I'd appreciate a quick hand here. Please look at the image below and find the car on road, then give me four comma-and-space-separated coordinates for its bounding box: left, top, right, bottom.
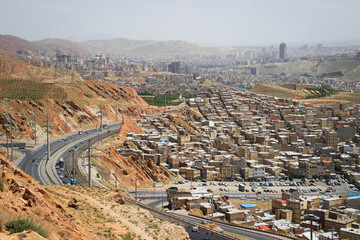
35, 162, 39, 166
192, 226, 198, 232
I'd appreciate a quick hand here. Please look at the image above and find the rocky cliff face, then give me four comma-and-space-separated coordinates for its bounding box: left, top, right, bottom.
92, 117, 173, 188
0, 152, 95, 239
0, 78, 159, 141
0, 151, 189, 240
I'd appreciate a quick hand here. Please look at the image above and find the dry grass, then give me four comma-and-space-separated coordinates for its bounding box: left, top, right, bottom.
302, 92, 360, 106
249, 83, 306, 99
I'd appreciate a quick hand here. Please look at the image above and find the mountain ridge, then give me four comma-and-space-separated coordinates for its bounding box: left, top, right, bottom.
0, 34, 234, 57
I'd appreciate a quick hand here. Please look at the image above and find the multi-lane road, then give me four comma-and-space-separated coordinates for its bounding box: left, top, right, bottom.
14, 117, 296, 240
16, 122, 122, 185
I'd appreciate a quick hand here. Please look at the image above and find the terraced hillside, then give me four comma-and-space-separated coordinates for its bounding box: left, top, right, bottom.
0, 55, 81, 83
0, 56, 161, 142
0, 79, 159, 141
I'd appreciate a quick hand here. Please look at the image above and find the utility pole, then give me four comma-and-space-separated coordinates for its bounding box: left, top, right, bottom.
100, 103, 103, 131
161, 191, 164, 208
65, 113, 68, 133
6, 129, 9, 160
190, 173, 193, 190
115, 104, 118, 122
114, 171, 117, 188
46, 116, 50, 163
88, 139, 91, 187
152, 96, 154, 112
34, 108, 37, 145
72, 150, 75, 184
10, 116, 13, 162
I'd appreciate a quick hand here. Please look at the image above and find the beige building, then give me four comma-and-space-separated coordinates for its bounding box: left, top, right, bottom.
275, 209, 293, 221
340, 227, 360, 240
287, 199, 308, 223
240, 167, 254, 180
325, 217, 355, 232
323, 198, 344, 209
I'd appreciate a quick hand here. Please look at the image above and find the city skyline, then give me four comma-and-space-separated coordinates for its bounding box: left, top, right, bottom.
1, 0, 360, 46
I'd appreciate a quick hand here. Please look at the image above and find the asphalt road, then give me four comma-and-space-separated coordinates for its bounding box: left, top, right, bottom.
175, 213, 291, 240
16, 122, 122, 185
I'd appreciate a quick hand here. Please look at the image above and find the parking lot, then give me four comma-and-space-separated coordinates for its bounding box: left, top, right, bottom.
172, 178, 357, 197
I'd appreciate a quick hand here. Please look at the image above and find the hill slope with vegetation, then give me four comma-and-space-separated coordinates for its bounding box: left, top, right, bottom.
249, 83, 306, 99
259, 59, 360, 80
0, 56, 159, 141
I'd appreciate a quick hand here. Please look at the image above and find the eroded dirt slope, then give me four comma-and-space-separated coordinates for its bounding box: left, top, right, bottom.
0, 152, 189, 239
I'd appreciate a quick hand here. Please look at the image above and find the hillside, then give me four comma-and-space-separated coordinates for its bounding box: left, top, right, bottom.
80, 38, 233, 57
0, 56, 159, 141
32, 38, 85, 54
0, 55, 81, 82
303, 92, 360, 107
0, 34, 234, 57
259, 59, 360, 80
0, 153, 189, 239
249, 83, 306, 99
0, 79, 159, 141
0, 35, 38, 55
0, 35, 83, 55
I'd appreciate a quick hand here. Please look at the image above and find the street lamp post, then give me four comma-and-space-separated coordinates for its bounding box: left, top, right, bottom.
88, 138, 91, 187
305, 214, 320, 240
65, 113, 68, 133
34, 108, 37, 145
72, 149, 75, 185
115, 104, 118, 122
4, 124, 9, 160
9, 116, 13, 162
100, 104, 103, 131
46, 116, 50, 163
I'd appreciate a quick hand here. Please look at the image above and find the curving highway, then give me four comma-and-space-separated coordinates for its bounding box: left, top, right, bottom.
16, 121, 123, 185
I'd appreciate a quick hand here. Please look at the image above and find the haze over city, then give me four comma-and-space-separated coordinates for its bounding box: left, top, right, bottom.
2, 0, 360, 239
1, 0, 360, 46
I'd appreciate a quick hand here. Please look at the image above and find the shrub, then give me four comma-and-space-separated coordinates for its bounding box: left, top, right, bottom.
0, 177, 4, 192
5, 217, 49, 238
121, 232, 134, 240
57, 231, 65, 237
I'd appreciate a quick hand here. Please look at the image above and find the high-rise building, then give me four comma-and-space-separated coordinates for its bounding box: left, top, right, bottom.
279, 42, 287, 60
163, 61, 180, 73
170, 61, 180, 73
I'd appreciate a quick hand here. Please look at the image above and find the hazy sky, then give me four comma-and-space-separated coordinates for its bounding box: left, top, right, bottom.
1, 0, 359, 46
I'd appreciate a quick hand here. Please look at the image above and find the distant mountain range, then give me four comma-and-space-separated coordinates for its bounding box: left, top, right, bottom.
0, 34, 233, 57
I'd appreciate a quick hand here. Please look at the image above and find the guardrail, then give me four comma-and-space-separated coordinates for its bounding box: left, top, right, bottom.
122, 195, 298, 240
59, 124, 122, 185
187, 214, 298, 240
123, 196, 240, 240
45, 120, 123, 185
